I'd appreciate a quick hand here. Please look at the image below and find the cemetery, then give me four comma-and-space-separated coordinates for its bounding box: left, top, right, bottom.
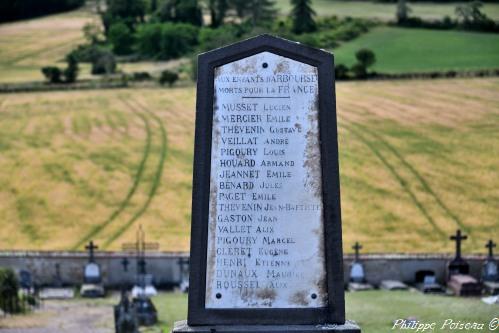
0, 0, 498, 332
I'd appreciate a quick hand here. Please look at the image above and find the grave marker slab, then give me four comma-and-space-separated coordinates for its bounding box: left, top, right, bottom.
482, 240, 499, 295
173, 34, 359, 333
348, 242, 373, 292
80, 240, 105, 298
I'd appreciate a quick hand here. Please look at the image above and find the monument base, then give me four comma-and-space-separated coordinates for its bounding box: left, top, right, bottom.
172, 320, 361, 333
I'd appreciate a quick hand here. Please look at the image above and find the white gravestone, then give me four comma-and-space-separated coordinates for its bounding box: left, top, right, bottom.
205, 52, 327, 309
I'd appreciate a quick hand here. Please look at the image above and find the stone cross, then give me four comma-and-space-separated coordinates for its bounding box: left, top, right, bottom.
122, 225, 159, 276
85, 241, 98, 263
486, 240, 496, 258
352, 242, 362, 262
450, 229, 467, 259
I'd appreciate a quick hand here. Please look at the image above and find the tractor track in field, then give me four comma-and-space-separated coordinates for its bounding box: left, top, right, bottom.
5, 37, 84, 65
350, 122, 473, 243
342, 122, 447, 239
71, 97, 153, 251
101, 97, 167, 249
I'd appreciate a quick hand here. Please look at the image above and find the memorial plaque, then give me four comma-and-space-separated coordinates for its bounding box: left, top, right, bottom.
180, 35, 358, 332
206, 51, 326, 309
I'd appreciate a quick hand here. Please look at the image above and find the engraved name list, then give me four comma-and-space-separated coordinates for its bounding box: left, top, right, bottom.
205, 52, 328, 309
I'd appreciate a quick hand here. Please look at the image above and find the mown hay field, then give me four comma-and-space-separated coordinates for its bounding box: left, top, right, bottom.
0, 78, 497, 253
0, 9, 95, 83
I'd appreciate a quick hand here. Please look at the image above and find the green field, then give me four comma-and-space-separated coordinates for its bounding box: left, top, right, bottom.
0, 78, 498, 253
150, 291, 498, 332
334, 27, 499, 73
274, 0, 499, 21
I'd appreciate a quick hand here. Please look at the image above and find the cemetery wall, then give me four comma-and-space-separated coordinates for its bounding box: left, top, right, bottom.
0, 252, 488, 288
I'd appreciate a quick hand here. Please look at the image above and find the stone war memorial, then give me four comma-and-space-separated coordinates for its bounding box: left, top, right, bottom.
172, 35, 360, 332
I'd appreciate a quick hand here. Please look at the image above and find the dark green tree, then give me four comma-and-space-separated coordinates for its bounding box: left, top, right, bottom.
105, 0, 147, 30
291, 0, 316, 34
356, 49, 376, 68
455, 1, 487, 25
351, 48, 376, 78
41, 66, 63, 83
209, 0, 228, 28
64, 53, 79, 83
108, 22, 134, 55
228, 0, 276, 26
396, 0, 411, 23
0, 268, 21, 314
159, 70, 179, 86
158, 0, 203, 26
247, 0, 277, 27
91, 50, 117, 75
229, 0, 248, 18
150, 0, 158, 12
335, 64, 349, 80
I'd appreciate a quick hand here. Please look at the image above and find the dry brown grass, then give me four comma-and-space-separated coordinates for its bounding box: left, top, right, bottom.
0, 78, 497, 253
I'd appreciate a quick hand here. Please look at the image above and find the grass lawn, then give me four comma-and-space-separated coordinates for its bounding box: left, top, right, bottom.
1, 78, 498, 253
334, 27, 499, 73
274, 0, 499, 21
149, 291, 498, 333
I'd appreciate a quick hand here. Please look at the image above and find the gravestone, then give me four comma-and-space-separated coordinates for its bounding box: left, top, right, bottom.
448, 274, 482, 296
19, 270, 33, 291
414, 271, 444, 294
172, 34, 360, 333
446, 230, 481, 296
348, 242, 373, 291
482, 240, 499, 295
80, 240, 105, 297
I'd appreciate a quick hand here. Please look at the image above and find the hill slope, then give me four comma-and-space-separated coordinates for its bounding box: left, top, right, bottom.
0, 78, 497, 253
334, 27, 499, 73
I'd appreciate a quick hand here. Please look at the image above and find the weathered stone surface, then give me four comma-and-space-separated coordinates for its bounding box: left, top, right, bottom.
172, 320, 361, 333
80, 283, 105, 298
448, 274, 482, 296
206, 52, 326, 309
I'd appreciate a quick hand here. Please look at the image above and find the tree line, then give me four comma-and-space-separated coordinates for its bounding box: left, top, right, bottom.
0, 0, 85, 23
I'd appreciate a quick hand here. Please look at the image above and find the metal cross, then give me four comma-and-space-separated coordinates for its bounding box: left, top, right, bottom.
85, 241, 99, 263
352, 242, 362, 261
121, 257, 129, 272
450, 229, 467, 259
486, 240, 496, 258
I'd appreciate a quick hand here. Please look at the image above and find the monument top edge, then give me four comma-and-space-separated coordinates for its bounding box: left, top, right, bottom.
197, 34, 333, 64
